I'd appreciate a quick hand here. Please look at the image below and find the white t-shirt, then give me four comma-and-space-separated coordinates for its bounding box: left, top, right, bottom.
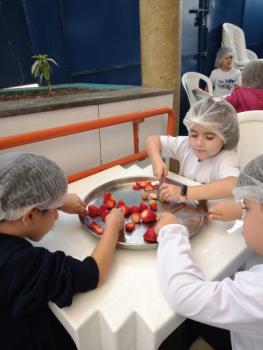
160, 135, 240, 183
157, 225, 263, 350
210, 67, 241, 96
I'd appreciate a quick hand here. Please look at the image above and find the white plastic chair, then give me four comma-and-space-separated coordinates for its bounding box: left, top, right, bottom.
222, 23, 258, 70
237, 110, 263, 168
182, 72, 213, 106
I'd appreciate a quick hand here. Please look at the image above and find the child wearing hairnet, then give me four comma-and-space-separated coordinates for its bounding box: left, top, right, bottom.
0, 152, 124, 350
146, 97, 240, 202
156, 154, 263, 350
226, 59, 263, 112
210, 47, 241, 96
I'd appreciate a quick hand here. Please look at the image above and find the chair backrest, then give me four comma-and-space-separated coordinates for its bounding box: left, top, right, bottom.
222, 23, 250, 68
237, 110, 263, 168
181, 72, 213, 106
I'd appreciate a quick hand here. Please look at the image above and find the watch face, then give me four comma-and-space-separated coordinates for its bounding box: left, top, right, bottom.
180, 184, 188, 196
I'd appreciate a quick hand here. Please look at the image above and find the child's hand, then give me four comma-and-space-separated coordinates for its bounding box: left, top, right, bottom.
59, 193, 87, 215
152, 159, 168, 180
105, 208, 125, 232
155, 212, 177, 235
208, 202, 243, 221
159, 183, 181, 201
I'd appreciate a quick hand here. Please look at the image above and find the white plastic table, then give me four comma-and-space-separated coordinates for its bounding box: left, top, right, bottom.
34, 165, 251, 350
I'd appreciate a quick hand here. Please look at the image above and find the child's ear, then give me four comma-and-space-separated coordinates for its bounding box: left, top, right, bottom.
21, 207, 39, 226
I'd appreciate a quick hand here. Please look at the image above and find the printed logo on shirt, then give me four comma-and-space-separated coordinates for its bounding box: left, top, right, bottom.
217, 79, 235, 91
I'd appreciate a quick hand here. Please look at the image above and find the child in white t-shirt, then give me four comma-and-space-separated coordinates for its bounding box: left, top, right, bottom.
210, 47, 241, 96
146, 97, 240, 201
156, 154, 263, 350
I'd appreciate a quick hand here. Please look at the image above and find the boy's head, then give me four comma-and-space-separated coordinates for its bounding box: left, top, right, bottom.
183, 97, 239, 160
242, 59, 263, 89
0, 152, 67, 222
215, 47, 233, 70
233, 155, 263, 254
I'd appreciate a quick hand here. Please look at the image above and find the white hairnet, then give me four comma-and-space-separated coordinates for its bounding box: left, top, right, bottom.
0, 152, 67, 221
215, 47, 233, 68
242, 59, 263, 89
233, 154, 263, 203
183, 96, 239, 150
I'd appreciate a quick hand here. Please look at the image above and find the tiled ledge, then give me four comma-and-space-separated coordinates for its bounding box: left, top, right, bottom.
0, 85, 173, 118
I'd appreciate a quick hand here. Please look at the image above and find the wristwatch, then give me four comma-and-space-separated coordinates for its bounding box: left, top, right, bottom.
180, 184, 188, 201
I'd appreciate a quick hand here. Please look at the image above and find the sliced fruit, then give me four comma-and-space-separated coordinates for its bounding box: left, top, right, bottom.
141, 209, 157, 223
105, 198, 116, 209
144, 184, 154, 192
100, 209, 109, 221
136, 180, 147, 188
116, 199, 126, 208
89, 221, 104, 236
149, 192, 158, 200
149, 200, 158, 211
119, 204, 130, 217
103, 192, 112, 201
141, 192, 149, 200
130, 205, 140, 214
99, 203, 108, 213
139, 202, 148, 212
132, 183, 141, 190
87, 204, 99, 217
125, 222, 136, 232
143, 227, 157, 243
131, 212, 141, 224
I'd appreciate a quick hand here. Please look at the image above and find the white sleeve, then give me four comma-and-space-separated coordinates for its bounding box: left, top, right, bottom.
157, 225, 263, 338
236, 70, 242, 85
215, 151, 240, 179
159, 136, 187, 160
209, 70, 216, 85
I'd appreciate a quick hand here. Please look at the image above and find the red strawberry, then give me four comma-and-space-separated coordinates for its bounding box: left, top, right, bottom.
144, 184, 154, 192
103, 192, 112, 201
130, 205, 140, 213
89, 221, 104, 236
136, 180, 147, 188
139, 202, 148, 212
105, 198, 116, 209
87, 204, 99, 217
125, 222, 136, 232
141, 209, 157, 223
141, 192, 149, 200
116, 199, 126, 208
131, 212, 141, 224
99, 203, 108, 213
132, 183, 141, 190
143, 227, 157, 243
119, 204, 130, 216
100, 209, 109, 221
149, 192, 158, 200
149, 200, 158, 211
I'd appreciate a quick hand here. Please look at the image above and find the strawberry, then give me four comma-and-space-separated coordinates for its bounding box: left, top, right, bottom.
136, 180, 147, 188
105, 198, 116, 209
87, 204, 99, 217
139, 202, 148, 212
116, 199, 126, 208
132, 183, 141, 190
144, 184, 154, 192
125, 222, 136, 232
99, 203, 108, 213
130, 205, 140, 213
103, 192, 112, 201
149, 192, 158, 200
143, 227, 157, 243
149, 200, 158, 211
131, 212, 141, 224
119, 204, 130, 216
89, 221, 104, 236
141, 209, 157, 223
100, 209, 109, 221
141, 192, 149, 200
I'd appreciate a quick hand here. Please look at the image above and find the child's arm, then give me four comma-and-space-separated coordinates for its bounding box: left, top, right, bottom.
146, 135, 168, 179
91, 208, 124, 286
59, 193, 87, 215
159, 176, 237, 201
208, 201, 243, 221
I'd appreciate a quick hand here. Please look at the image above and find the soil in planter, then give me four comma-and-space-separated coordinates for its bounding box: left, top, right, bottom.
0, 87, 111, 101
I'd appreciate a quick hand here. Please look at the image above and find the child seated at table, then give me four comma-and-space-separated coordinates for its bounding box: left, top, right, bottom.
210, 47, 241, 97
156, 154, 263, 350
0, 152, 124, 350
146, 96, 240, 201
226, 59, 263, 112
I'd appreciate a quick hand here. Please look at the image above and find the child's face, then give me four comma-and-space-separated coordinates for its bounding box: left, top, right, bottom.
189, 124, 224, 161
221, 55, 233, 71
27, 208, 59, 242
242, 198, 263, 254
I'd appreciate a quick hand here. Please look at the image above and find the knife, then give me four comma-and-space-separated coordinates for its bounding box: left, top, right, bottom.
174, 211, 209, 218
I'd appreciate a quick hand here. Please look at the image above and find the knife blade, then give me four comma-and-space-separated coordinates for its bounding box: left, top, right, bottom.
174, 211, 209, 218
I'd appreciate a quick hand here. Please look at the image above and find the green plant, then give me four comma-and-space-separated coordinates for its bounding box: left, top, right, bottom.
31, 54, 58, 96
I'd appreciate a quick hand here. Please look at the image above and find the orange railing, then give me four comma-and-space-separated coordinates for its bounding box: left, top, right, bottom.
0, 107, 175, 183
